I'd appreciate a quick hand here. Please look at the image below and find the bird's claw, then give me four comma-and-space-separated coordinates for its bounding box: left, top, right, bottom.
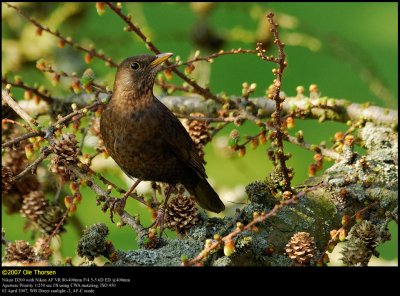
146, 204, 166, 237
106, 196, 127, 223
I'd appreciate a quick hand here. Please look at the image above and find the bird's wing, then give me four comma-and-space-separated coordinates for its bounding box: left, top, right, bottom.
155, 99, 207, 179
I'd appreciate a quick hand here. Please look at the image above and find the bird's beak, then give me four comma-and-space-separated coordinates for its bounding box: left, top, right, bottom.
150, 52, 173, 67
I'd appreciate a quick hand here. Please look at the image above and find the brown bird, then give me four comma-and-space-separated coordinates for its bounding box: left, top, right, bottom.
100, 53, 225, 225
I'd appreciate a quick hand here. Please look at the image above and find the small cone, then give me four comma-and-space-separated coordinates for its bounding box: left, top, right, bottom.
5, 240, 36, 262
20, 190, 48, 222
183, 113, 211, 161
2, 166, 13, 194
285, 232, 317, 266
36, 205, 66, 235
165, 194, 201, 234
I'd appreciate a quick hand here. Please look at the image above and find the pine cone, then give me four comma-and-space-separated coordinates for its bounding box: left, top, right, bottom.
285, 232, 317, 266
4, 143, 27, 175
183, 113, 211, 161
33, 237, 52, 260
36, 205, 66, 235
2, 166, 13, 194
50, 161, 71, 182
77, 223, 109, 261
3, 136, 41, 196
5, 240, 36, 262
50, 134, 78, 179
341, 237, 372, 266
351, 220, 378, 247
165, 194, 200, 234
0, 174, 39, 214
2, 128, 40, 214
340, 220, 378, 266
52, 134, 79, 161
20, 190, 48, 222
3, 144, 40, 196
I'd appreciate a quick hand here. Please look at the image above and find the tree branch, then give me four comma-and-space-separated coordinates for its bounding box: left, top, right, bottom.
2, 131, 41, 148
107, 122, 398, 266
2, 77, 56, 104
67, 163, 147, 237
14, 147, 51, 181
2, 89, 40, 130
159, 96, 398, 127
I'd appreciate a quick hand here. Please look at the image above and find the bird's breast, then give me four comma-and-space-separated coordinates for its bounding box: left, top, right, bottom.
107, 106, 157, 147
101, 102, 174, 179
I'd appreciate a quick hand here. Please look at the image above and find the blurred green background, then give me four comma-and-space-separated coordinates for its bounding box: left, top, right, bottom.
2, 2, 397, 265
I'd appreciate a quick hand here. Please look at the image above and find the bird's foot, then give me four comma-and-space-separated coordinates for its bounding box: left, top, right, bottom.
102, 196, 127, 223
146, 204, 166, 237
101, 180, 141, 223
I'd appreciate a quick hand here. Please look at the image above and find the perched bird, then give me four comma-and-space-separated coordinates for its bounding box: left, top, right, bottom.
100, 53, 225, 224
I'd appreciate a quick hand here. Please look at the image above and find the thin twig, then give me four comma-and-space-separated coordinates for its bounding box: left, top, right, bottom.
37, 62, 111, 95
2, 118, 37, 133
175, 113, 228, 122
187, 197, 298, 266
165, 48, 258, 69
67, 163, 146, 235
186, 185, 320, 266
319, 201, 379, 262
44, 211, 69, 249
4, 2, 118, 67
91, 169, 148, 207
79, 125, 91, 153
2, 131, 40, 148
264, 12, 291, 192
53, 100, 103, 128
2, 77, 55, 104
156, 79, 192, 94
119, 210, 148, 239
54, 181, 63, 204
286, 134, 340, 161
2, 89, 39, 130
241, 131, 263, 147
14, 147, 51, 181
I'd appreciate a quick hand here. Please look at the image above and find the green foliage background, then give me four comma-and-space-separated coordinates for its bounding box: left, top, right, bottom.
2, 2, 397, 265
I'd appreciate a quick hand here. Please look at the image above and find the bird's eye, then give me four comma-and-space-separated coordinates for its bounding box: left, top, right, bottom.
130, 62, 140, 70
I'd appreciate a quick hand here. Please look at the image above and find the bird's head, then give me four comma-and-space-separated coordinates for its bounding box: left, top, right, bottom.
113, 53, 173, 98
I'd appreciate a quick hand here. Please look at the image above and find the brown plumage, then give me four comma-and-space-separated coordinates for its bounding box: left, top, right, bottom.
100, 53, 224, 213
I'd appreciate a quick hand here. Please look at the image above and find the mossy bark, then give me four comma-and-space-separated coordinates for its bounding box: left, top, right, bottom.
80, 122, 397, 266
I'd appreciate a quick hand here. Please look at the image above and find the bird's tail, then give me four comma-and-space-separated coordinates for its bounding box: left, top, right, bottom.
187, 178, 225, 213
